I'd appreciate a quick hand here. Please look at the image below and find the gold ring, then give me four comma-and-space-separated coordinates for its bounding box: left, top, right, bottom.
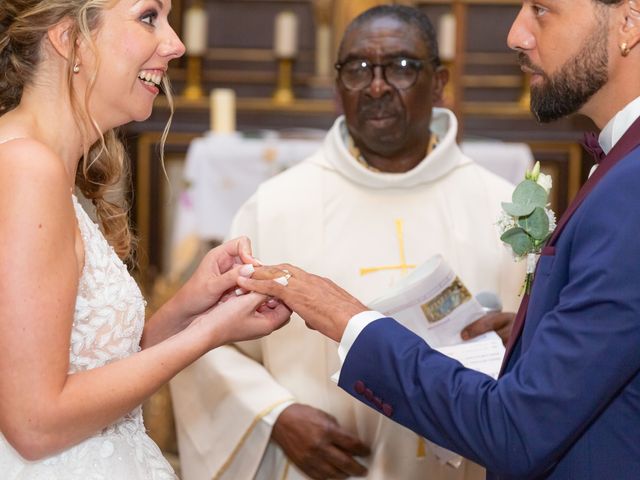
274, 269, 291, 287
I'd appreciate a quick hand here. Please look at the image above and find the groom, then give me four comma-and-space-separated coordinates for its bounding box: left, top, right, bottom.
241, 1, 640, 478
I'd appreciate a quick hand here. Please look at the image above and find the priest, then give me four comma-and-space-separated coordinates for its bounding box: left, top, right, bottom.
170, 6, 524, 480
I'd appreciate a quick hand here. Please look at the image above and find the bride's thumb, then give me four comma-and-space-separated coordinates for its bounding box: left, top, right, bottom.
217, 263, 255, 292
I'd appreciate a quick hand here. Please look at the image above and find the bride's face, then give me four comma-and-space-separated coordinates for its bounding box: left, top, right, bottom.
79, 0, 185, 129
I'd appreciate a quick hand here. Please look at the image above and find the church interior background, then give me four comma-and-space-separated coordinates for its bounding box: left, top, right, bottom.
129, 1, 597, 473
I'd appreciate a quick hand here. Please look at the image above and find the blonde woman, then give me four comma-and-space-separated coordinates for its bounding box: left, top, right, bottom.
0, 0, 291, 478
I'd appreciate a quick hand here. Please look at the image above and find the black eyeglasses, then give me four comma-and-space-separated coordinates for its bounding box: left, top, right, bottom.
335, 57, 426, 91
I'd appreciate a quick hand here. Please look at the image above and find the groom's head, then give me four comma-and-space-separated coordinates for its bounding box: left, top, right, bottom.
508, 0, 640, 125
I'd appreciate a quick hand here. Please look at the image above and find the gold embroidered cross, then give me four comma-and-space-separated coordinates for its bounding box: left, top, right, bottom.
359, 219, 416, 276
359, 219, 425, 458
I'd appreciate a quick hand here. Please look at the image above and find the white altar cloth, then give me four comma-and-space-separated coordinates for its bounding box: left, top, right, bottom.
167, 132, 533, 277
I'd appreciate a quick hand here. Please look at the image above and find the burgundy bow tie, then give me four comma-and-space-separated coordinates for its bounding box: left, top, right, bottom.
582, 131, 605, 163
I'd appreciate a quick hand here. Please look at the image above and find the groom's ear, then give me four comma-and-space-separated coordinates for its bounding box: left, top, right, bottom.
618, 0, 640, 51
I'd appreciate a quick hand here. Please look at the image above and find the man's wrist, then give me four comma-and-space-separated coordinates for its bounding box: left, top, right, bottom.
330, 311, 385, 384
263, 400, 295, 428
338, 310, 385, 363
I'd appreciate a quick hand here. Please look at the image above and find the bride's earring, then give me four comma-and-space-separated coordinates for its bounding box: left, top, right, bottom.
73, 63, 80, 73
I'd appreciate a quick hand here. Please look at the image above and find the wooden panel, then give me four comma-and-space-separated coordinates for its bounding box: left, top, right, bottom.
129, 131, 199, 288
527, 142, 584, 215
171, 0, 320, 96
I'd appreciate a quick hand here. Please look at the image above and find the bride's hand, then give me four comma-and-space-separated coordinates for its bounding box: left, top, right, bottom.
189, 291, 292, 347
141, 237, 263, 348
170, 236, 259, 320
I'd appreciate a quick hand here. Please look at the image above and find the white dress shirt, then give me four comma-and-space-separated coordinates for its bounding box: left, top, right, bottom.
599, 95, 640, 155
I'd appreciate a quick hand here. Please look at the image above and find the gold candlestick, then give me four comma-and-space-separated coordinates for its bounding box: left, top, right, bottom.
519, 72, 532, 110
273, 58, 295, 104
441, 59, 455, 109
183, 55, 203, 100
182, 0, 207, 100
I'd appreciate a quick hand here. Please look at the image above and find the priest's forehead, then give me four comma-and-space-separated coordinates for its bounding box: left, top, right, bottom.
338, 9, 439, 67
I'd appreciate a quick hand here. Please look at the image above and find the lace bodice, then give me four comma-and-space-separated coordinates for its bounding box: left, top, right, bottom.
0, 196, 176, 479
70, 194, 145, 373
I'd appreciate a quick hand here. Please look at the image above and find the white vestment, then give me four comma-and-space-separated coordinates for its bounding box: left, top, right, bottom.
171, 109, 525, 480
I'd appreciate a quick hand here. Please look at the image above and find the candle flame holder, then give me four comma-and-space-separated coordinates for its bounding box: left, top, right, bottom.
519, 72, 532, 111
183, 55, 203, 100
272, 58, 295, 104
441, 59, 455, 109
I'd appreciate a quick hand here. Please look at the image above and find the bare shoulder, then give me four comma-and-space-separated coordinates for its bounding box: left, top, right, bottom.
0, 138, 72, 208
0, 138, 76, 258
0, 137, 66, 178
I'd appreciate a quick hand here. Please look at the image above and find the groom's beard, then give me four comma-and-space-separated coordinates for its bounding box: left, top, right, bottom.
520, 21, 609, 123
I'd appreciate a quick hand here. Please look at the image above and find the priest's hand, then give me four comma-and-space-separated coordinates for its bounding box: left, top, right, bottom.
271, 403, 371, 479
237, 264, 368, 342
460, 312, 516, 346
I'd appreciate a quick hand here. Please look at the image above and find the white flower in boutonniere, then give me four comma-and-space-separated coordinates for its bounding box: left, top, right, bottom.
498, 161, 556, 294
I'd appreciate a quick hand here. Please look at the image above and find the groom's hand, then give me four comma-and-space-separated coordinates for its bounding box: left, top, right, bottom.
238, 264, 368, 342
272, 403, 370, 479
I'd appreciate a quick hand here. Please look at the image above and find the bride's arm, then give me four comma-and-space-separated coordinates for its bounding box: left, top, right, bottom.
0, 143, 289, 460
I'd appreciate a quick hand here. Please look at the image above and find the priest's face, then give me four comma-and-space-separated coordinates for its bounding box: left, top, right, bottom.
336, 17, 446, 159
508, 0, 611, 123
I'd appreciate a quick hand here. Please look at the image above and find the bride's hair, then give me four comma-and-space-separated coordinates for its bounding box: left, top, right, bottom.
0, 0, 175, 263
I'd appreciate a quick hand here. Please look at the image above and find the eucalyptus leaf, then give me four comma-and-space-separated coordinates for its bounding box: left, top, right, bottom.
500, 227, 534, 256
502, 201, 536, 217
512, 180, 548, 209
518, 206, 550, 241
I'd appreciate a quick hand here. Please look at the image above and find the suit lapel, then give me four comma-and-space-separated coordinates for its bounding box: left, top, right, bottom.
500, 116, 640, 375
548, 116, 640, 246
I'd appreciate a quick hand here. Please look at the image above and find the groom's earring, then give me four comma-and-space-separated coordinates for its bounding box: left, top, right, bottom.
620, 42, 631, 57
73, 63, 80, 73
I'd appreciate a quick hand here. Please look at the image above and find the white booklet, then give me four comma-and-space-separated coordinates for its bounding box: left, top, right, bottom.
368, 254, 505, 377
368, 255, 505, 467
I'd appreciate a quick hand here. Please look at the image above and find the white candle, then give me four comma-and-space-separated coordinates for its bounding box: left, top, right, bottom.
438, 13, 456, 62
274, 11, 298, 59
183, 5, 208, 56
210, 88, 236, 134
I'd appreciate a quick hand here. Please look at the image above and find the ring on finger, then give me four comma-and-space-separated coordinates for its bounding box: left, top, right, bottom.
274, 269, 292, 286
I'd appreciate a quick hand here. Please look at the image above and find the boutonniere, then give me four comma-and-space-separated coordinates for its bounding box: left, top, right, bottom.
498, 161, 557, 294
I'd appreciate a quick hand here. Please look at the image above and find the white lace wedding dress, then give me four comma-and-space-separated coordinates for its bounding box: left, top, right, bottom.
0, 195, 177, 479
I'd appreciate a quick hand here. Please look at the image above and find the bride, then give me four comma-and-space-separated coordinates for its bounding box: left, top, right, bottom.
0, 0, 291, 478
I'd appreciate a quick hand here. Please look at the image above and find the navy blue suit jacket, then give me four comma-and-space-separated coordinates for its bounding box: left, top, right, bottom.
339, 148, 640, 479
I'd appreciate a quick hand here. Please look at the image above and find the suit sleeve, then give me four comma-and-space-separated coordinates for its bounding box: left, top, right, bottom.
338, 161, 640, 478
